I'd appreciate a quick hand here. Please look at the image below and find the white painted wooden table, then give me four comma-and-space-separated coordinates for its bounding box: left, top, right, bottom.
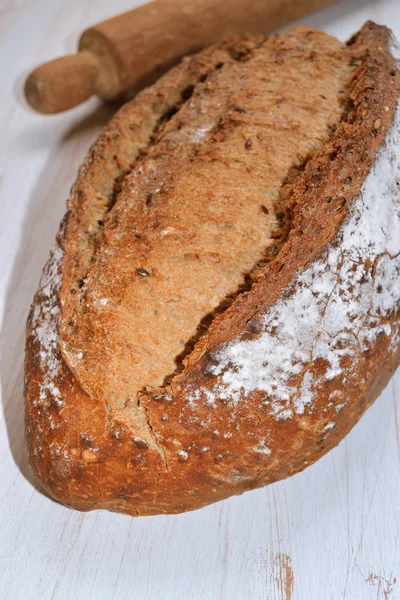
1, 0, 400, 598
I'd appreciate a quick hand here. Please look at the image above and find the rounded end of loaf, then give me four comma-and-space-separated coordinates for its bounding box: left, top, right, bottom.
24, 52, 99, 114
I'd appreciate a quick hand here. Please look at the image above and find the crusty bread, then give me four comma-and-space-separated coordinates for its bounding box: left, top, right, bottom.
25, 22, 400, 516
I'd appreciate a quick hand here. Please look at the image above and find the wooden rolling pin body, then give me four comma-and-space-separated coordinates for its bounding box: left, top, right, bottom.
25, 0, 337, 114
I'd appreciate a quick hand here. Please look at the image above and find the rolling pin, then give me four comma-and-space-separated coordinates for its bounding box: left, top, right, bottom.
25, 0, 337, 114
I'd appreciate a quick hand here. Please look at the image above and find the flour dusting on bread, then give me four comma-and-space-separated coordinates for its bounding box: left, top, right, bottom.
30, 238, 64, 408
200, 96, 400, 419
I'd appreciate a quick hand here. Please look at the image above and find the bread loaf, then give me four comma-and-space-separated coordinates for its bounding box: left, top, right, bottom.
25, 22, 400, 516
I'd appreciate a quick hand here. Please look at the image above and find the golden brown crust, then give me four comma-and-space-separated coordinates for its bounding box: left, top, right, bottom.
62, 26, 354, 430
25, 22, 400, 515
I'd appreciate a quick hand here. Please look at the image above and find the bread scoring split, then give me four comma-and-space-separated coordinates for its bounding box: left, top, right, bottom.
62, 27, 354, 434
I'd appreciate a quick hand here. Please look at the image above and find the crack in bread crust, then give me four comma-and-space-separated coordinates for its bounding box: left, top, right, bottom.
63, 36, 266, 290
25, 22, 400, 516
62, 27, 356, 421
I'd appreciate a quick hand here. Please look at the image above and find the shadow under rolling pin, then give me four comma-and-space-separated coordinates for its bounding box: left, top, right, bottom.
24, 0, 338, 114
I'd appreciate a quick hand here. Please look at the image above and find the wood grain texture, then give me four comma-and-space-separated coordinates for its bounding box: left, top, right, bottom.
0, 0, 399, 598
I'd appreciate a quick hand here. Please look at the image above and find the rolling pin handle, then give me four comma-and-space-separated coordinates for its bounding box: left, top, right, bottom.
24, 51, 100, 114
